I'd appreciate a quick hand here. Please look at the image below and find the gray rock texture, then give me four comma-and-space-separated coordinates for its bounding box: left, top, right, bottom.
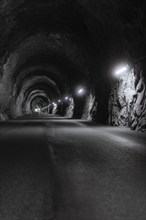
108, 65, 146, 132
65, 98, 74, 118
82, 93, 95, 120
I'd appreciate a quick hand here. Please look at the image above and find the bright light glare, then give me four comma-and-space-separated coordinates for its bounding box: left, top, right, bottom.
65, 96, 68, 100
115, 66, 128, 76
34, 108, 40, 112
78, 88, 84, 94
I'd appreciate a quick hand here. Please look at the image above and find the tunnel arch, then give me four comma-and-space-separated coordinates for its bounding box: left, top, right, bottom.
0, 0, 145, 128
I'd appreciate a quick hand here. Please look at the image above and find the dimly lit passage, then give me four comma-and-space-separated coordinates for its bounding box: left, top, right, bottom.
0, 0, 146, 220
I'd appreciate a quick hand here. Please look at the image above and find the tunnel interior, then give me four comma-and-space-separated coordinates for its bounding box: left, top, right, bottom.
0, 0, 146, 130
0, 1, 146, 220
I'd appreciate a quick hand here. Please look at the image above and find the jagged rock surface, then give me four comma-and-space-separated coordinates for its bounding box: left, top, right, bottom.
82, 93, 95, 120
65, 98, 74, 118
108, 65, 146, 132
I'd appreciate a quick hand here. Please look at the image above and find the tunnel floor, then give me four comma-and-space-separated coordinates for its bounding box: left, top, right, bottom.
0, 115, 146, 220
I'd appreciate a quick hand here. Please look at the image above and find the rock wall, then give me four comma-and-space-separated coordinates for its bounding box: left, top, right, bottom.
65, 98, 74, 118
108, 65, 146, 132
82, 93, 95, 120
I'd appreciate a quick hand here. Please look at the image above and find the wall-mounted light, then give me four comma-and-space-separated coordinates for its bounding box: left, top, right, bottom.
75, 87, 85, 96
34, 107, 41, 112
78, 88, 85, 95
114, 64, 129, 77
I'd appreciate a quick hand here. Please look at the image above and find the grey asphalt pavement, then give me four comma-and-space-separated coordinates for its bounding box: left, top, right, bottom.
0, 115, 146, 220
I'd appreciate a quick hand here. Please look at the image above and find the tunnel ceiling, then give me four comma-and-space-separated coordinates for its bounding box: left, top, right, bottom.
0, 0, 146, 119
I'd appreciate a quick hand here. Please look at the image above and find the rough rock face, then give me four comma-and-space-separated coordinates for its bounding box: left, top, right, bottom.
65, 98, 74, 118
108, 64, 146, 132
82, 93, 95, 120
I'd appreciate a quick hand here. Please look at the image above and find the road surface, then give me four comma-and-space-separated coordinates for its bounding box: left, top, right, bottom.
0, 115, 146, 220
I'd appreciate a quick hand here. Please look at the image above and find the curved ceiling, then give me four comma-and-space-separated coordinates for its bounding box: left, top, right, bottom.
0, 0, 145, 120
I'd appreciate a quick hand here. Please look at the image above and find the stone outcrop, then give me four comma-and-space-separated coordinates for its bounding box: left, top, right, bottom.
82, 94, 96, 120
108, 65, 146, 132
65, 98, 74, 118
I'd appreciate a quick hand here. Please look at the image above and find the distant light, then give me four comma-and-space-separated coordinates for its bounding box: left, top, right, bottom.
58, 100, 61, 102
34, 108, 40, 112
115, 65, 128, 76
65, 96, 69, 100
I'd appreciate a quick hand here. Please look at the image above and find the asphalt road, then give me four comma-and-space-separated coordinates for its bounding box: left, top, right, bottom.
0, 115, 146, 220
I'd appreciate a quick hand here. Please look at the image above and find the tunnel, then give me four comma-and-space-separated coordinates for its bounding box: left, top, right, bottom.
0, 0, 146, 130
0, 1, 146, 220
